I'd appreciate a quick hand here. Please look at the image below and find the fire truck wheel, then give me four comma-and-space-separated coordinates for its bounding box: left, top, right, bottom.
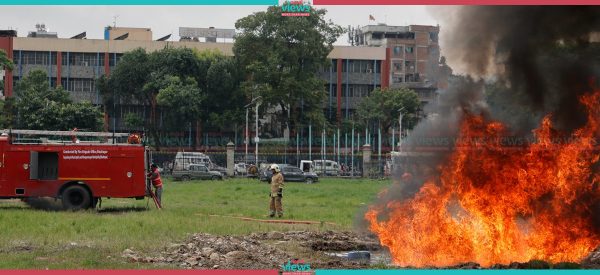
62, 185, 92, 210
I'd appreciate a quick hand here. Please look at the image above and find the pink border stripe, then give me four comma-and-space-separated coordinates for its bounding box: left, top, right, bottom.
0, 270, 278, 275
313, 0, 600, 4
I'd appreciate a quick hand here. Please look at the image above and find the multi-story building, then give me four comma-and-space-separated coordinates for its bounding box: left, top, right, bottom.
351, 24, 447, 107
0, 24, 447, 136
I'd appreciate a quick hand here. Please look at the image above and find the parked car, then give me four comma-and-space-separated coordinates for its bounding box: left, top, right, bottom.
260, 165, 319, 184
209, 164, 227, 175
313, 160, 341, 176
173, 164, 223, 181
234, 163, 248, 175
259, 164, 288, 181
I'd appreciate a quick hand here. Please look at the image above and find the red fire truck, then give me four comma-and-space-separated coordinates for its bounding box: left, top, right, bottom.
0, 130, 150, 210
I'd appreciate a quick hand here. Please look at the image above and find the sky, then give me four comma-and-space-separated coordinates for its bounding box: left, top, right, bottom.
0, 5, 438, 44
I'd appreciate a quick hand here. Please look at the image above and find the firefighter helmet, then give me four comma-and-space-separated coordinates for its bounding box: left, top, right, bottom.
270, 164, 280, 173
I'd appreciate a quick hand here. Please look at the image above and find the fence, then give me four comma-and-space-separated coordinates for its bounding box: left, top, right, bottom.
150, 148, 405, 179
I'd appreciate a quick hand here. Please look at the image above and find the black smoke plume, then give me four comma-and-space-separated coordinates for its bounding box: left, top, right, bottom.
435, 6, 600, 132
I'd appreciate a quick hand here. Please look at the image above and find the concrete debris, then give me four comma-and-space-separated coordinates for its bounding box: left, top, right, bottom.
123, 233, 291, 269
582, 246, 600, 268
121, 230, 378, 269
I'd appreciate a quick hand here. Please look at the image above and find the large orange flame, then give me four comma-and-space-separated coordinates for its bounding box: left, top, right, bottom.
367, 88, 600, 267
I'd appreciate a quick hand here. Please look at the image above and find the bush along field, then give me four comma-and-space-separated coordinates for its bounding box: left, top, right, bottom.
0, 177, 388, 269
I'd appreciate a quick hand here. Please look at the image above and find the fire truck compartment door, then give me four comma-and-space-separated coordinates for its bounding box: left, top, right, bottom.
30, 151, 39, 180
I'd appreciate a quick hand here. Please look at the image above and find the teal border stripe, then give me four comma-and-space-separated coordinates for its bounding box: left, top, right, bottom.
316, 271, 600, 275
0, 0, 276, 4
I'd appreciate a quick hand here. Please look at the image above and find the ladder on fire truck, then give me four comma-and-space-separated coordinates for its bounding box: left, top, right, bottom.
1, 129, 131, 144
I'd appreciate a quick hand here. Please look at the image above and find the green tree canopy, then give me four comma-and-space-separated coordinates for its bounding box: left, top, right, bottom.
355, 87, 421, 132
0, 50, 14, 98
156, 75, 204, 129
233, 6, 344, 132
99, 47, 243, 148
13, 70, 103, 131
0, 49, 13, 72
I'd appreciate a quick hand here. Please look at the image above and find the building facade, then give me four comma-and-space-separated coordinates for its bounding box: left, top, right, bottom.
353, 24, 446, 106
0, 24, 445, 133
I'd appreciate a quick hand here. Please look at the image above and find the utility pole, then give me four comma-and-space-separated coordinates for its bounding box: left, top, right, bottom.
255, 100, 261, 166
398, 107, 405, 151
245, 107, 249, 163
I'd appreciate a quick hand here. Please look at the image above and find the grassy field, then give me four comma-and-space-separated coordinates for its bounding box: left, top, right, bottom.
0, 177, 388, 269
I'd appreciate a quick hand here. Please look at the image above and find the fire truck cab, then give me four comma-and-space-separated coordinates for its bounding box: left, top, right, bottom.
0, 130, 150, 210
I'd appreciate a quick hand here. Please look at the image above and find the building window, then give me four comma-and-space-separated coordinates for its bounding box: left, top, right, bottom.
405, 61, 415, 72
109, 54, 123, 67
393, 46, 403, 57
392, 61, 403, 72
20, 51, 55, 65
405, 46, 414, 53
429, 32, 439, 43
65, 78, 95, 93
365, 61, 373, 73
65, 53, 104, 67
362, 86, 370, 97
51, 52, 57, 65
12, 51, 20, 64
392, 75, 404, 84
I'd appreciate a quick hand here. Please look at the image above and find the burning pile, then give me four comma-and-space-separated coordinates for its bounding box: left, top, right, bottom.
366, 6, 600, 268
367, 88, 600, 267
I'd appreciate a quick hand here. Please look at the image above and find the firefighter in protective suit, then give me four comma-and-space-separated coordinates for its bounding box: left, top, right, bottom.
269, 164, 284, 218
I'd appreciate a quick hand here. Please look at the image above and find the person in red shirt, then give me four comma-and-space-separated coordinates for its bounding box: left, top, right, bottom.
147, 163, 163, 205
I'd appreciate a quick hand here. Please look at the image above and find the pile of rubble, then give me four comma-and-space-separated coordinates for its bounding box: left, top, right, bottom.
123, 233, 290, 269
582, 246, 600, 269
121, 230, 382, 269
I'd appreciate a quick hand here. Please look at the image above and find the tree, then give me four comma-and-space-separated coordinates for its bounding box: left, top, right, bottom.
203, 55, 245, 131
99, 47, 203, 149
99, 47, 244, 148
156, 75, 204, 130
13, 70, 103, 131
0, 97, 15, 129
355, 87, 421, 133
233, 6, 344, 133
1, 49, 14, 97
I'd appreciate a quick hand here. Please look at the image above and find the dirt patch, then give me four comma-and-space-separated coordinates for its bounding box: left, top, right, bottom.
122, 230, 380, 269
250, 230, 381, 251
0, 241, 36, 253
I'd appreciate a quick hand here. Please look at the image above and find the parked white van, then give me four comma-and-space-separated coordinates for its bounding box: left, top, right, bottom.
313, 160, 340, 176
173, 152, 213, 171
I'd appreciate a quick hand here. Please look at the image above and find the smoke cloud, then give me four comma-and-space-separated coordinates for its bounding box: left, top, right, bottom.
433, 6, 600, 131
